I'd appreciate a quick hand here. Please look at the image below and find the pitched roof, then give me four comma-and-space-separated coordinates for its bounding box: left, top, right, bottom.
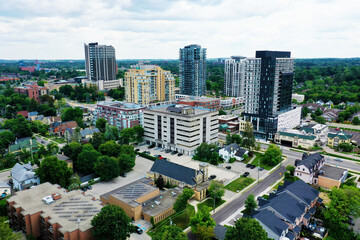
223, 143, 239, 153
285, 231, 296, 240
253, 209, 289, 237
295, 153, 323, 173
80, 127, 100, 138
328, 131, 352, 140
235, 148, 248, 158
28, 111, 38, 116
150, 159, 200, 186
278, 131, 316, 140
11, 163, 37, 182
9, 137, 37, 153
214, 224, 227, 240
277, 180, 319, 206
17, 111, 29, 118
260, 192, 307, 224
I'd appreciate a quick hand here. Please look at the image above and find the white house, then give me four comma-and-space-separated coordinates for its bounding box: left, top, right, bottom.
10, 163, 40, 191
219, 143, 248, 162
294, 153, 324, 184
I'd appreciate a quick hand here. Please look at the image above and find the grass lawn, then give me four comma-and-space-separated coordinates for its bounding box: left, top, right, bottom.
147, 205, 195, 237
225, 176, 255, 192
197, 199, 226, 212
251, 153, 275, 170
52, 138, 66, 144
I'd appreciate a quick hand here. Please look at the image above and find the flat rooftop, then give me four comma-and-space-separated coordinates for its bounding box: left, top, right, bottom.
219, 115, 238, 120
179, 97, 219, 103
97, 101, 145, 110
100, 178, 157, 207
146, 104, 214, 117
320, 165, 347, 180
8, 182, 103, 234
141, 188, 182, 217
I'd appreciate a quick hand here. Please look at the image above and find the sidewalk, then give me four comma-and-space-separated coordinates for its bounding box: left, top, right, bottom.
323, 146, 360, 161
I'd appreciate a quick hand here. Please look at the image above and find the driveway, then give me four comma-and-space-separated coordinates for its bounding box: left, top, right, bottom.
88, 156, 154, 200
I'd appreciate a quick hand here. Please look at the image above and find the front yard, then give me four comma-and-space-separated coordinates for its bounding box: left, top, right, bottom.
251, 153, 277, 170
225, 176, 255, 192
197, 198, 226, 212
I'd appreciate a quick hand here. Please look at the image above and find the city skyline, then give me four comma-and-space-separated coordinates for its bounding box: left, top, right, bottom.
1, 0, 359, 60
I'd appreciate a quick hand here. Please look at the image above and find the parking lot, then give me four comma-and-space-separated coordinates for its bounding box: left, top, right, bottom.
136, 145, 268, 185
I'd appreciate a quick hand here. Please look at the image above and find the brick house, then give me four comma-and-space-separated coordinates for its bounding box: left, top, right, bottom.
49, 121, 78, 137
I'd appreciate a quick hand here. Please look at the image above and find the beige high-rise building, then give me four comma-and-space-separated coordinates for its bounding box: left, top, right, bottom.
125, 64, 175, 105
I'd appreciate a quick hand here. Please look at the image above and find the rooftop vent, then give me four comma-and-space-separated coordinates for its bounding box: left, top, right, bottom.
42, 196, 54, 205
155, 201, 161, 205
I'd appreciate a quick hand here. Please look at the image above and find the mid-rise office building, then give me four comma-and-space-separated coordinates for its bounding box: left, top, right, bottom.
125, 64, 175, 105
242, 51, 299, 139
177, 96, 220, 111
144, 104, 218, 155
84, 42, 116, 82
14, 82, 47, 102
179, 44, 206, 96
92, 101, 146, 130
224, 56, 246, 97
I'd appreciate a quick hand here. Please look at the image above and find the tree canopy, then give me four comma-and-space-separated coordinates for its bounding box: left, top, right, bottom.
190, 205, 216, 240
241, 122, 255, 151
152, 225, 187, 240
94, 156, 120, 181
262, 144, 282, 166
193, 143, 223, 165
173, 188, 194, 212
36, 156, 73, 187
225, 217, 268, 240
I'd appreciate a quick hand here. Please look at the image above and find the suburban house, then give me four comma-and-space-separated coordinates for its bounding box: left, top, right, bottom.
8, 137, 38, 156
275, 124, 328, 148
147, 160, 210, 201
49, 121, 78, 137
322, 109, 341, 122
40, 116, 61, 125
56, 154, 73, 169
10, 163, 40, 190
16, 111, 29, 118
28, 111, 39, 121
218, 143, 248, 162
324, 101, 333, 108
327, 131, 353, 147
302, 103, 326, 113
316, 100, 324, 105
100, 178, 182, 224
80, 127, 100, 142
295, 153, 348, 188
254, 180, 322, 240
347, 102, 356, 107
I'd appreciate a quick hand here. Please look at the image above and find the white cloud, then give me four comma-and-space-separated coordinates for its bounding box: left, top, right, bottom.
0, 0, 359, 59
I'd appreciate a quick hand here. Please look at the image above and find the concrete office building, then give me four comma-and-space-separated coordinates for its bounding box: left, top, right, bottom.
179, 44, 207, 96
242, 51, 299, 140
125, 64, 175, 105
224, 56, 246, 97
144, 104, 218, 155
7, 182, 103, 240
84, 42, 116, 82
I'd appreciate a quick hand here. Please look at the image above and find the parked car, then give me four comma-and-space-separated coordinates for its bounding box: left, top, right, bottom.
250, 165, 256, 169
334, 158, 343, 162
258, 167, 264, 171
209, 175, 217, 180
148, 145, 155, 149
142, 151, 150, 154
135, 149, 140, 152
226, 166, 232, 170
257, 196, 264, 200
177, 153, 183, 156
41, 140, 45, 144
246, 164, 251, 168
160, 148, 165, 152
135, 226, 143, 234
86, 185, 92, 190
243, 172, 250, 177
165, 149, 172, 153
120, 173, 127, 178
171, 151, 178, 155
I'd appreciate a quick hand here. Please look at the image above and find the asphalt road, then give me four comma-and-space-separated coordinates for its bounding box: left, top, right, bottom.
213, 165, 286, 223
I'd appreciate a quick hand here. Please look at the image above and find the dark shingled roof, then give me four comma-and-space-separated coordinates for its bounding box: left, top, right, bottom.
277, 180, 319, 206
286, 231, 296, 240
292, 225, 301, 234
295, 153, 323, 173
214, 224, 227, 240
223, 143, 239, 153
235, 148, 248, 158
304, 212, 311, 220
308, 207, 316, 215
260, 192, 306, 224
253, 209, 289, 238
150, 159, 200, 186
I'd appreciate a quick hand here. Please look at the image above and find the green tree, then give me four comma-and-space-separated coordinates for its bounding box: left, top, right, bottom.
152, 225, 187, 240
0, 131, 15, 154
315, 116, 326, 124
117, 153, 135, 174
91, 205, 134, 240
61, 107, 84, 128
104, 124, 119, 141
286, 165, 295, 176
353, 116, 360, 125
337, 143, 354, 152
193, 143, 222, 165
301, 107, 311, 118
241, 122, 255, 151
173, 188, 194, 212
315, 108, 323, 116
244, 194, 257, 214
94, 156, 119, 181
77, 149, 101, 174
133, 125, 144, 143
225, 217, 268, 240
208, 181, 225, 210
190, 205, 216, 239
0, 216, 21, 240
156, 175, 165, 190
226, 133, 232, 145
62, 142, 83, 161
262, 144, 282, 166
89, 132, 103, 150
119, 127, 135, 145
68, 173, 81, 191
219, 110, 227, 115
98, 140, 122, 157
96, 118, 107, 133
36, 156, 73, 187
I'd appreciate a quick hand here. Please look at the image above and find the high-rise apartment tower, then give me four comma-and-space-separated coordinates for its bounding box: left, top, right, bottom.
179, 44, 206, 96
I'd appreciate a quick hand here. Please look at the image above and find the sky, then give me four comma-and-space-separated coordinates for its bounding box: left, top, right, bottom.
0, 0, 359, 60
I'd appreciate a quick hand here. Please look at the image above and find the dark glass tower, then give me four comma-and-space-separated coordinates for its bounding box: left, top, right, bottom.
179, 44, 207, 96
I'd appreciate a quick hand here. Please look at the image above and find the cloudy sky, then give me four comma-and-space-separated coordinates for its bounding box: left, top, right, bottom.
0, 0, 359, 59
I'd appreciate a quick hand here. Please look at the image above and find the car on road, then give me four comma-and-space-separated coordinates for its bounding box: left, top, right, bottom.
226, 166, 232, 170
171, 151, 178, 155
243, 172, 250, 177
135, 226, 143, 234
209, 175, 216, 180
334, 158, 343, 162
177, 153, 183, 156
250, 165, 256, 169
165, 149, 172, 153
246, 164, 251, 168
41, 140, 45, 144
120, 173, 127, 178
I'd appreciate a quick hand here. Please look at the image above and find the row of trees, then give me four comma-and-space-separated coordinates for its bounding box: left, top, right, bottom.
59, 84, 105, 103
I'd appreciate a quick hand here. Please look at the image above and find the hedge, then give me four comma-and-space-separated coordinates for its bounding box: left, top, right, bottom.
137, 152, 157, 161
